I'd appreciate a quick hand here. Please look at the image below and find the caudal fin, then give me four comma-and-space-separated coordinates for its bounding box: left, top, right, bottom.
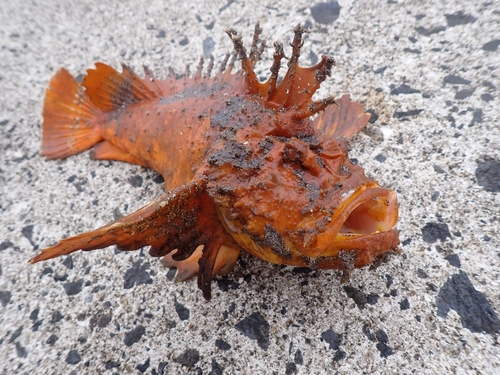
41, 68, 102, 159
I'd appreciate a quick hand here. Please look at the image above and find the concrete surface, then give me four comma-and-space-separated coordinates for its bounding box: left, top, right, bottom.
1, 0, 499, 374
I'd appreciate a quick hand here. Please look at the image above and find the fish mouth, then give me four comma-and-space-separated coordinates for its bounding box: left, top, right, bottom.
336, 185, 398, 239
315, 182, 399, 257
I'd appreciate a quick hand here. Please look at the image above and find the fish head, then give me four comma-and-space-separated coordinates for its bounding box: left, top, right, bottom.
207, 131, 400, 269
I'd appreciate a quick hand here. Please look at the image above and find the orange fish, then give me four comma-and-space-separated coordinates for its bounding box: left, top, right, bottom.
29, 24, 400, 300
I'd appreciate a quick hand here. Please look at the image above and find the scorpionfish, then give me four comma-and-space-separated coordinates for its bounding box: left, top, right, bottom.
30, 24, 400, 300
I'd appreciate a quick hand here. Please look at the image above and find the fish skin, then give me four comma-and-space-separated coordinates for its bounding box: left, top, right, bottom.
30, 24, 400, 300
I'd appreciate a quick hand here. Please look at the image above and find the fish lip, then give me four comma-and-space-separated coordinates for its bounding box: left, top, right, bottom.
313, 183, 399, 257
335, 187, 399, 238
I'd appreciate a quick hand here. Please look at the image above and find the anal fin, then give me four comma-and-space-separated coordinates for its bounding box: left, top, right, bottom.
90, 141, 149, 168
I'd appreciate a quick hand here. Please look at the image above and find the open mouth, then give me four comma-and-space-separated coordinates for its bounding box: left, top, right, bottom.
336, 188, 398, 239
312, 183, 399, 257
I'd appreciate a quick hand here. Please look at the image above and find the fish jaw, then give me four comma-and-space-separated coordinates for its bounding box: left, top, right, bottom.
308, 182, 398, 257
215, 179, 400, 269
311, 184, 400, 261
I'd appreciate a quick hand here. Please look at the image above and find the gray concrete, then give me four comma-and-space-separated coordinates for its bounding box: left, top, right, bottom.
1, 0, 499, 374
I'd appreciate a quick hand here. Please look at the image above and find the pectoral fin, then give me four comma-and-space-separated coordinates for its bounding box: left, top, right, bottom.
29, 179, 235, 300
314, 94, 370, 139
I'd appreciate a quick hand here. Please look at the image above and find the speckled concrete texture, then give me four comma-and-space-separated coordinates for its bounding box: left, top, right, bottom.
1, 0, 499, 374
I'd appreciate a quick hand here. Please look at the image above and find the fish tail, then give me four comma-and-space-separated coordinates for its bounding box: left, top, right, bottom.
40, 68, 103, 159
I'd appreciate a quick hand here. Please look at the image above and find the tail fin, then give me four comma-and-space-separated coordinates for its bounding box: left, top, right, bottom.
41, 68, 102, 159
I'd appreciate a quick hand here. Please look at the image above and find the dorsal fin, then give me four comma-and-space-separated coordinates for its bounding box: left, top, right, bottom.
265, 26, 335, 109
226, 23, 337, 120
83, 63, 163, 112
81, 24, 339, 117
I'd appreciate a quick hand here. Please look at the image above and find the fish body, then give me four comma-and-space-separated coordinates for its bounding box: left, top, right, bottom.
30, 25, 400, 300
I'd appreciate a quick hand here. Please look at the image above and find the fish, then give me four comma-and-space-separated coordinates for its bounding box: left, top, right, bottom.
29, 24, 400, 300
